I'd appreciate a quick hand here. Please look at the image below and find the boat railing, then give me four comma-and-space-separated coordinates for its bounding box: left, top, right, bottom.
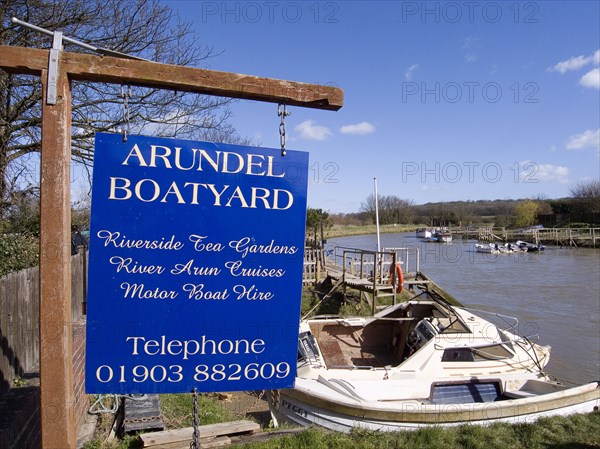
462, 308, 542, 342
462, 308, 521, 336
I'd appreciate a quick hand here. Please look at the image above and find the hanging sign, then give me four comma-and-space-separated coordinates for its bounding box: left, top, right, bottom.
85, 133, 308, 393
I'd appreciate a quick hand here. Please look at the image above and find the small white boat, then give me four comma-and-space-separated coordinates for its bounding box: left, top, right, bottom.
421, 229, 452, 243
475, 243, 499, 254
516, 240, 545, 252
269, 296, 599, 431
416, 228, 433, 239
434, 229, 452, 243
475, 243, 525, 254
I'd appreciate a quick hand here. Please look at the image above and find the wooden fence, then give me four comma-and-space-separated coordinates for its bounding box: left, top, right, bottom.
303, 247, 326, 285
0, 251, 87, 398
453, 226, 600, 248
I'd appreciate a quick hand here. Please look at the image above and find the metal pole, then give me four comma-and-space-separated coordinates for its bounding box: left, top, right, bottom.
373, 178, 381, 277
374, 177, 381, 255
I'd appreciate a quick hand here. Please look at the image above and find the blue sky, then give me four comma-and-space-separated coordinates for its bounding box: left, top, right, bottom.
165, 0, 600, 213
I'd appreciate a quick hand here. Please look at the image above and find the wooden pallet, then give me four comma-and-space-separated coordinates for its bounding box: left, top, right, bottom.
140, 420, 260, 449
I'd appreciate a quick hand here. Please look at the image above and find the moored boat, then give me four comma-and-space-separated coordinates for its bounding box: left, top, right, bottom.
269, 292, 599, 431
475, 243, 524, 254
516, 240, 545, 252
416, 227, 433, 239
475, 243, 499, 253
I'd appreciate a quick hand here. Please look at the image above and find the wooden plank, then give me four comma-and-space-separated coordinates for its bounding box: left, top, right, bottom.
141, 420, 260, 447
0, 46, 343, 111
142, 436, 231, 449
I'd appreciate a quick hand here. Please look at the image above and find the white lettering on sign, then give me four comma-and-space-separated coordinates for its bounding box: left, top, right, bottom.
125, 335, 266, 360
108, 177, 293, 210
121, 144, 286, 177
107, 143, 294, 210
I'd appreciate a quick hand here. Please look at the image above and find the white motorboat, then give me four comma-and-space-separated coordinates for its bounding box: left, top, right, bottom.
516, 240, 546, 252
475, 243, 524, 254
269, 296, 599, 431
475, 243, 499, 254
416, 228, 433, 239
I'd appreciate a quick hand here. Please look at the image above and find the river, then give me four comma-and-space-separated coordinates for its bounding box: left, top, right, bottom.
327, 233, 600, 385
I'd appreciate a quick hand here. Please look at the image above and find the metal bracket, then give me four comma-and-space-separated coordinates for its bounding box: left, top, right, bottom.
47, 31, 63, 105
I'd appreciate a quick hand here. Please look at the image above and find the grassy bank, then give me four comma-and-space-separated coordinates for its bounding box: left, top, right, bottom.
86, 405, 600, 449
229, 413, 600, 448
325, 224, 419, 239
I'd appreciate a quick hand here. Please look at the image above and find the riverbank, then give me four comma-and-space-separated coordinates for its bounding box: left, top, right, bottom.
324, 224, 600, 247
85, 397, 600, 449
325, 224, 419, 238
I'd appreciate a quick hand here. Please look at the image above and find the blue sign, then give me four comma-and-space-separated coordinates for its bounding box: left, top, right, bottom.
85, 133, 308, 393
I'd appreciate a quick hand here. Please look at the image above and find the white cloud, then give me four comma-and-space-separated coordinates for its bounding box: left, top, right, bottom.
464, 53, 477, 63
520, 162, 570, 184
295, 120, 332, 141
579, 67, 600, 89
462, 37, 480, 63
548, 49, 600, 73
340, 122, 376, 135
566, 128, 600, 150
405, 64, 419, 81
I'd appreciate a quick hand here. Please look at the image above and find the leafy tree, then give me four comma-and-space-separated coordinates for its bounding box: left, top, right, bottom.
513, 200, 540, 228
0, 188, 40, 275
306, 208, 330, 247
1, 0, 248, 215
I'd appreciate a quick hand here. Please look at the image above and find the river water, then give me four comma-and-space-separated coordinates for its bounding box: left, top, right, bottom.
327, 233, 600, 385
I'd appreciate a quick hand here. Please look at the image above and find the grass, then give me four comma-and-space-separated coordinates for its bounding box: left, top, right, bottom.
84, 393, 238, 449
221, 414, 600, 448
325, 224, 419, 239
85, 408, 600, 449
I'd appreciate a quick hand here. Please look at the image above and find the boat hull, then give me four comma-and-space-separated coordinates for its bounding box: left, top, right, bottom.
269, 382, 600, 432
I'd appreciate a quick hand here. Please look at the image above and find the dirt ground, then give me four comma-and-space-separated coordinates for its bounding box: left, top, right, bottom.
216, 390, 272, 428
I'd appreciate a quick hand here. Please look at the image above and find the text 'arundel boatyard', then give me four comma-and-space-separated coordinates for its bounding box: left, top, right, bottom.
107, 143, 295, 209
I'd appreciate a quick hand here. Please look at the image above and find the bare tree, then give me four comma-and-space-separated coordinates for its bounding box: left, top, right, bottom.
360, 194, 414, 225
569, 179, 600, 213
1, 0, 246, 214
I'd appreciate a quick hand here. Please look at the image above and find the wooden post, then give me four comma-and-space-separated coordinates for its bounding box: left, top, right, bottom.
39, 70, 76, 448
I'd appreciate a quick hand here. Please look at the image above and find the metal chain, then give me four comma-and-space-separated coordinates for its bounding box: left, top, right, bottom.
278, 103, 290, 156
239, 390, 266, 416
120, 84, 131, 142
190, 388, 201, 449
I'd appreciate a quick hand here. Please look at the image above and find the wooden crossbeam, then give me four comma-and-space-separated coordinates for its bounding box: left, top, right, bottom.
0, 45, 343, 110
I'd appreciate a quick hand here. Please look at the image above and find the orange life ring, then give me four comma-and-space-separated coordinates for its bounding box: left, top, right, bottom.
388, 262, 404, 293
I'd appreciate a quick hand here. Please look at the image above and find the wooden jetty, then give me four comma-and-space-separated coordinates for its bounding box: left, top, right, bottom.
451, 226, 600, 248
310, 246, 461, 315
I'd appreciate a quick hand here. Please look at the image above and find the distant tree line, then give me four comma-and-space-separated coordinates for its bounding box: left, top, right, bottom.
326, 179, 600, 229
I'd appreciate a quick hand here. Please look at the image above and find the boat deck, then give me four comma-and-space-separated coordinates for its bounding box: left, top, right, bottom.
309, 319, 407, 369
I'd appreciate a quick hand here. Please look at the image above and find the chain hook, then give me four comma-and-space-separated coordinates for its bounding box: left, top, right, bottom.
120, 84, 131, 142
278, 103, 290, 156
